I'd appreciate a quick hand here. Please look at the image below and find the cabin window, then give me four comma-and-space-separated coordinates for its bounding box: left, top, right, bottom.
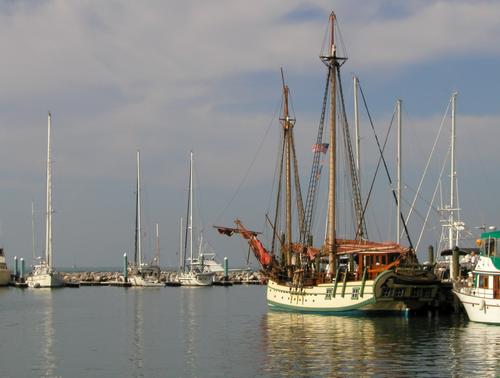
325, 288, 333, 300
486, 238, 496, 257
381, 287, 392, 297
351, 287, 360, 300
395, 288, 405, 297
411, 288, 422, 297
423, 288, 433, 298
478, 275, 489, 289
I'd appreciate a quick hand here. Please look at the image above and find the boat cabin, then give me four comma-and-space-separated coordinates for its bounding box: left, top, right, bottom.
479, 230, 500, 257
468, 230, 500, 299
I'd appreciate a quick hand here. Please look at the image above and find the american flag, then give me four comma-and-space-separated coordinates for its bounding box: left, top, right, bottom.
312, 143, 329, 154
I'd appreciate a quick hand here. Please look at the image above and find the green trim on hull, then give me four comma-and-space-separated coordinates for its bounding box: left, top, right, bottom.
267, 297, 376, 313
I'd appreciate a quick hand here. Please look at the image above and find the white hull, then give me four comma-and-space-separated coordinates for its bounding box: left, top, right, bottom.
454, 290, 500, 324
453, 254, 500, 324
129, 274, 164, 287
27, 272, 64, 288
267, 272, 438, 313
178, 271, 214, 286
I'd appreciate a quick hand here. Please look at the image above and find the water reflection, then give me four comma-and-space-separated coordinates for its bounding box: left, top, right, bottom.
130, 289, 144, 376
35, 290, 56, 377
261, 312, 500, 377
261, 312, 382, 376
179, 288, 200, 376
451, 321, 500, 376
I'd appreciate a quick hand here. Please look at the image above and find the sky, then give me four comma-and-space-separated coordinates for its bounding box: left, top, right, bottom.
1, 0, 500, 269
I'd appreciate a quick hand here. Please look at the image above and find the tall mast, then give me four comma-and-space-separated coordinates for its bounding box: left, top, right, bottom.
189, 151, 194, 268
320, 12, 340, 277
135, 150, 142, 268
32, 200, 36, 263
155, 223, 160, 266
449, 91, 457, 249
353, 76, 360, 184
45, 112, 53, 269
396, 99, 402, 244
449, 92, 458, 278
279, 70, 295, 268
179, 217, 184, 270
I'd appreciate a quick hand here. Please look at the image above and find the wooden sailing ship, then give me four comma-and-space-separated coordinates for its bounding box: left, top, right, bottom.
216, 11, 438, 313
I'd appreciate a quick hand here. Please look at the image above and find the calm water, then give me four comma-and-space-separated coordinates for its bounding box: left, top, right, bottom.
0, 285, 499, 377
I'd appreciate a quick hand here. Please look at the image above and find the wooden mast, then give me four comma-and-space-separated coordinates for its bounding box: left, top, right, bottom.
326, 12, 337, 277
280, 70, 295, 269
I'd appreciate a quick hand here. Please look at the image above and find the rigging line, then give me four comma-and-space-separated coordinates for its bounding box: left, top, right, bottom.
300, 67, 331, 244
213, 97, 282, 225
291, 132, 305, 234
404, 97, 451, 226
415, 143, 450, 251
337, 68, 365, 239
359, 83, 414, 249
271, 133, 286, 257
359, 102, 395, 241
404, 184, 442, 217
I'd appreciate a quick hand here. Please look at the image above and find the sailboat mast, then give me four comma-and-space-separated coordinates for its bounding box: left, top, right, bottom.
279, 71, 295, 268
353, 76, 360, 183
45, 112, 53, 269
396, 99, 402, 244
179, 217, 184, 270
449, 91, 457, 250
189, 151, 194, 266
32, 200, 36, 263
326, 13, 338, 276
155, 223, 160, 266
135, 150, 142, 267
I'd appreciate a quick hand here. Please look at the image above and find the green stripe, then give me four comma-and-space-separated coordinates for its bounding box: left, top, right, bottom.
267, 297, 376, 313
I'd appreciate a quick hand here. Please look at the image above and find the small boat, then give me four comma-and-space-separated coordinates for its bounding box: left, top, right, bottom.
27, 113, 64, 288
453, 229, 500, 324
0, 248, 11, 286
178, 151, 215, 286
128, 151, 163, 287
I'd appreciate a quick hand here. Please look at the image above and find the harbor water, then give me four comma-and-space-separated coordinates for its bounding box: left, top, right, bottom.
1, 286, 499, 377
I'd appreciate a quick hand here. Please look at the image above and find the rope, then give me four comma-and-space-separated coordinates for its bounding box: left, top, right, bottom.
212, 98, 282, 225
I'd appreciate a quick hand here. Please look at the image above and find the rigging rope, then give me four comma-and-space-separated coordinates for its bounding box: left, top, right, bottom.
213, 98, 282, 225
358, 82, 414, 249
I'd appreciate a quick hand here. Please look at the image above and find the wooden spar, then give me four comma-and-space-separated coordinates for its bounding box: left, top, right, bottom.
327, 12, 337, 276
279, 68, 295, 268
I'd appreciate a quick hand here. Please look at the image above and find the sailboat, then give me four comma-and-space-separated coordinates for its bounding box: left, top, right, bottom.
128, 150, 163, 287
178, 151, 215, 286
27, 112, 64, 288
217, 11, 438, 313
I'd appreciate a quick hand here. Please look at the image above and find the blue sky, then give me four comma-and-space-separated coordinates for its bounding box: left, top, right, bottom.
1, 0, 500, 268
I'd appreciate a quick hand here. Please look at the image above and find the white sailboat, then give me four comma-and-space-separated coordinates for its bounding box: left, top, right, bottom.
178, 151, 215, 286
27, 112, 64, 288
128, 150, 163, 287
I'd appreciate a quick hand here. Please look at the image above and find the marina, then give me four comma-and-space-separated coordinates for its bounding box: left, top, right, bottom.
1, 285, 499, 377
1, 3, 500, 377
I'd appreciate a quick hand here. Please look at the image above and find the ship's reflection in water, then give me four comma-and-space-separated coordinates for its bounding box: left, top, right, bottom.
130, 289, 144, 376
34, 290, 56, 377
261, 311, 500, 377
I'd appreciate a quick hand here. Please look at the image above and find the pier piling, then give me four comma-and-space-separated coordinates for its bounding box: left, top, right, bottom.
123, 253, 128, 283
